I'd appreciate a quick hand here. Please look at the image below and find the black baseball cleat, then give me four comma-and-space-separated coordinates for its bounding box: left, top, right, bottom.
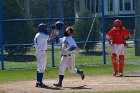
35, 83, 39, 87
53, 82, 62, 87
36, 83, 48, 88
79, 70, 85, 80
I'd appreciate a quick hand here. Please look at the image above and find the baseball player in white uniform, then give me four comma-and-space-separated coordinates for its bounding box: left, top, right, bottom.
34, 22, 63, 88
53, 26, 85, 87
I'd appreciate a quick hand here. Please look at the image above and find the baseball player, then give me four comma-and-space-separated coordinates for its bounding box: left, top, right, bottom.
106, 19, 131, 77
53, 26, 85, 87
34, 21, 63, 88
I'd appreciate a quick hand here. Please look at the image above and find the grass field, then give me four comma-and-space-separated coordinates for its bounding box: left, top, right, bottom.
2, 47, 140, 69
0, 47, 140, 93
0, 64, 140, 84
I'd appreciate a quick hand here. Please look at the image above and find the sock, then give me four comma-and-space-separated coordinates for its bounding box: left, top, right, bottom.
59, 75, 64, 83
77, 70, 81, 74
37, 71, 39, 83
38, 73, 43, 83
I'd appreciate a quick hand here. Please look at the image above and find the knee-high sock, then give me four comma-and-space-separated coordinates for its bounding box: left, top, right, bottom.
112, 53, 118, 73
38, 73, 43, 83
37, 71, 39, 82
119, 55, 124, 73
59, 75, 64, 83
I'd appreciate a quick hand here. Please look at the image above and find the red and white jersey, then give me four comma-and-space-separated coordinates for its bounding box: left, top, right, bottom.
106, 27, 130, 44
34, 32, 50, 52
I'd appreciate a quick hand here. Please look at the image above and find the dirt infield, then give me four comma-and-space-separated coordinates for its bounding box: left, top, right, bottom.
0, 75, 140, 93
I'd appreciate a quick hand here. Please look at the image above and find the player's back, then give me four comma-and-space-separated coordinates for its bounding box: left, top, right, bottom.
34, 32, 50, 52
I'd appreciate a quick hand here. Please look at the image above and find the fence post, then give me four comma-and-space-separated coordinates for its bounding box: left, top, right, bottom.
50, 0, 55, 67
0, 0, 4, 70
101, 0, 106, 64
59, 0, 62, 21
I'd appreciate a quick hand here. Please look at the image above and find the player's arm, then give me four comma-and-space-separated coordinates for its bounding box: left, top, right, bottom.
106, 28, 114, 46
106, 35, 113, 46
49, 21, 64, 40
123, 28, 131, 47
124, 27, 131, 40
49, 29, 58, 40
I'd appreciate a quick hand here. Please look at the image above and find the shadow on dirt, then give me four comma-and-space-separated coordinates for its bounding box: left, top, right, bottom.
64, 85, 91, 90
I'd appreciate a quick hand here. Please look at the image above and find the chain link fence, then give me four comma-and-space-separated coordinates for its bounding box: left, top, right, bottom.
0, 0, 140, 70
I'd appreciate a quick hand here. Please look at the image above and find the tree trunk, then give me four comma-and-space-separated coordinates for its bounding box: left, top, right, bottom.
135, 0, 140, 56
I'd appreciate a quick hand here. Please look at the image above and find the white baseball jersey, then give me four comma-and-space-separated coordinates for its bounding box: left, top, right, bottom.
60, 36, 77, 55
59, 36, 77, 75
34, 32, 50, 52
34, 32, 50, 73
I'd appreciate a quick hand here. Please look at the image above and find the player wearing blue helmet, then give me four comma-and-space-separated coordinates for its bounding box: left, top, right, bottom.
53, 26, 85, 87
34, 22, 63, 88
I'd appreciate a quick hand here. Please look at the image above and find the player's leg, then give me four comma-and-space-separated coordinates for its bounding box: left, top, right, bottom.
119, 55, 124, 76
118, 44, 125, 77
111, 45, 118, 76
68, 54, 85, 80
54, 56, 67, 87
36, 51, 47, 87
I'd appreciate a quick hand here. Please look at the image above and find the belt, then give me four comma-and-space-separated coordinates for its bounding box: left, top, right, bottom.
61, 54, 71, 57
41, 50, 47, 52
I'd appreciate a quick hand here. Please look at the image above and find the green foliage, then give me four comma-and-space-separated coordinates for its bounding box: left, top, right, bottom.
63, 0, 74, 18
30, 0, 50, 18
2, 0, 35, 55
2, 0, 75, 55
74, 8, 101, 52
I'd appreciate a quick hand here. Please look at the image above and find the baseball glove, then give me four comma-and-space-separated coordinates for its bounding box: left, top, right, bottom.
55, 21, 64, 30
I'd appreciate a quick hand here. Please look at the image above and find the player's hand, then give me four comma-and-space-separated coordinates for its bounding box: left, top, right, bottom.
54, 29, 59, 33
124, 42, 128, 48
45, 67, 48, 73
64, 48, 71, 54
64, 48, 69, 52
52, 25, 55, 30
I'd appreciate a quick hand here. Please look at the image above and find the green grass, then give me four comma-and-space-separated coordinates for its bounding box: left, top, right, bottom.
0, 91, 5, 93
2, 47, 140, 69
0, 64, 140, 84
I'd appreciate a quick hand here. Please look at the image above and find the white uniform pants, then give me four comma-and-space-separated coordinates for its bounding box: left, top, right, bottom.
59, 54, 77, 75
36, 51, 47, 73
112, 44, 124, 55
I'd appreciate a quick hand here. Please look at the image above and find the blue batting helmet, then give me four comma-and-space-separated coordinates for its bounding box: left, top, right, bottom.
55, 21, 64, 30
38, 23, 48, 32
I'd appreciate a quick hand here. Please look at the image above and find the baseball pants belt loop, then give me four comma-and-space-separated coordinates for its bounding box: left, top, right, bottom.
61, 54, 71, 57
